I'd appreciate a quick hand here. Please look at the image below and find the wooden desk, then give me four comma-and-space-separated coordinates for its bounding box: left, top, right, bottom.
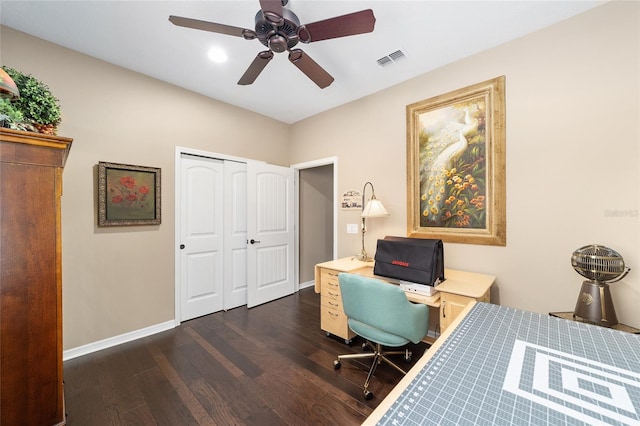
314, 258, 495, 343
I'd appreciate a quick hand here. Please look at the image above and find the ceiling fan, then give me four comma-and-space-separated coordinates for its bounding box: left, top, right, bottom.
169, 0, 376, 89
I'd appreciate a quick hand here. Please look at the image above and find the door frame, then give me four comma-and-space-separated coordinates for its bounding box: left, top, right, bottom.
291, 156, 338, 289
174, 146, 260, 326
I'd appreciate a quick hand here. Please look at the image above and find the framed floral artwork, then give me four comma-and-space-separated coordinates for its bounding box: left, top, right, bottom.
97, 161, 161, 226
406, 76, 506, 246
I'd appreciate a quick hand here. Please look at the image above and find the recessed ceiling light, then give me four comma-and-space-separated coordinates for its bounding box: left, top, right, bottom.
208, 47, 228, 63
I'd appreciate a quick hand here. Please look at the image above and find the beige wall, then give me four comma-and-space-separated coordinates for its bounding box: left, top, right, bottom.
290, 1, 640, 327
1, 27, 291, 349
1, 0, 638, 352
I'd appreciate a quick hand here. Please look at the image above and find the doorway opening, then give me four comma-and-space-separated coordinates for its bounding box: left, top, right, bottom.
293, 157, 337, 289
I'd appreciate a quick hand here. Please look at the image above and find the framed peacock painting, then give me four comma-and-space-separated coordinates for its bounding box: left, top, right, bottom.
406, 76, 506, 246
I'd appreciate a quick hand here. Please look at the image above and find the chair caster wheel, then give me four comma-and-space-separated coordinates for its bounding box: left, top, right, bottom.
333, 360, 341, 370
364, 390, 373, 400
344, 339, 352, 345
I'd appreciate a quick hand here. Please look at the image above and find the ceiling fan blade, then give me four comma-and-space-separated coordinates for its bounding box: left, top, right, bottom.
259, 0, 284, 25
238, 51, 274, 85
169, 15, 251, 38
288, 49, 334, 89
298, 9, 375, 43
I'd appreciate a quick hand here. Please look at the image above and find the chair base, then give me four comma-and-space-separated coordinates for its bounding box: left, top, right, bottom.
334, 341, 411, 400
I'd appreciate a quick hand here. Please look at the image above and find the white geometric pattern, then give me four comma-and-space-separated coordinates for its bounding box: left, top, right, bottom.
504, 340, 640, 425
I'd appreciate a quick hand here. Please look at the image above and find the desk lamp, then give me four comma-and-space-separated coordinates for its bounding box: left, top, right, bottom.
571, 244, 629, 326
354, 181, 389, 262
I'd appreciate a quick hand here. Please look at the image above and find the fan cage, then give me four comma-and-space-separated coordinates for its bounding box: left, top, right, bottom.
571, 245, 626, 282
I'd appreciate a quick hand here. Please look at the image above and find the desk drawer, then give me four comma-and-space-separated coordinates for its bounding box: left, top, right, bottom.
321, 284, 342, 301
321, 269, 341, 286
320, 306, 353, 340
321, 294, 343, 311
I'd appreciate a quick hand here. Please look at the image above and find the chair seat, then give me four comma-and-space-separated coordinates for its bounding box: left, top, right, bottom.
348, 318, 410, 347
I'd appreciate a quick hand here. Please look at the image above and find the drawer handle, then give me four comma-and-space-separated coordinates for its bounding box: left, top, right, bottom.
328, 291, 338, 297
328, 311, 339, 318
328, 272, 339, 277
328, 301, 339, 307
442, 300, 446, 318
328, 282, 338, 287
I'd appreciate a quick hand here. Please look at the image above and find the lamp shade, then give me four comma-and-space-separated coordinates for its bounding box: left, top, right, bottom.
361, 198, 389, 218
0, 68, 20, 100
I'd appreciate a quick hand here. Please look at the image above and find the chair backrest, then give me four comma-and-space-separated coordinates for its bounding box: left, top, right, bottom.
338, 273, 429, 344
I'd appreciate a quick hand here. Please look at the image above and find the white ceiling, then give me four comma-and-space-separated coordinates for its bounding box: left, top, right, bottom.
0, 1, 604, 124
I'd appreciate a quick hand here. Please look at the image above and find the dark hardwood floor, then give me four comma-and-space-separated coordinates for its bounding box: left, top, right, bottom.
63, 287, 429, 425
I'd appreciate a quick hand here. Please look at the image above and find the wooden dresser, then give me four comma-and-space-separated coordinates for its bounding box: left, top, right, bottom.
0, 128, 72, 425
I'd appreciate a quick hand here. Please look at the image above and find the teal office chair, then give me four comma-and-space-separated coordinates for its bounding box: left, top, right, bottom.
333, 273, 429, 400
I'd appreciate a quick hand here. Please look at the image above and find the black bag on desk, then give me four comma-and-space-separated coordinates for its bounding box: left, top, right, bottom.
373, 236, 444, 286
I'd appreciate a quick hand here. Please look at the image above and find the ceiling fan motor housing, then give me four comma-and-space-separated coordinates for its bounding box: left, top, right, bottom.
254, 9, 300, 52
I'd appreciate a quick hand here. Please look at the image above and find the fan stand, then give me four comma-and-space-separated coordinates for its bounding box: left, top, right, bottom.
573, 280, 618, 327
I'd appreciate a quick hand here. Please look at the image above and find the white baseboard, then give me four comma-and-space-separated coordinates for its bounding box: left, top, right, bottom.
299, 280, 315, 290
63, 320, 176, 361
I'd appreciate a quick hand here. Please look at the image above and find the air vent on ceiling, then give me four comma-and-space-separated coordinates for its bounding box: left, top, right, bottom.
376, 49, 406, 67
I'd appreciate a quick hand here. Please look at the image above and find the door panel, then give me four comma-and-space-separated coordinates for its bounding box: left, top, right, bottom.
180, 155, 224, 320
256, 245, 289, 288
223, 161, 248, 310
247, 161, 295, 308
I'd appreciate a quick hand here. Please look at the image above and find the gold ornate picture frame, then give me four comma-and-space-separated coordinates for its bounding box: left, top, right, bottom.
98, 161, 161, 227
407, 76, 506, 246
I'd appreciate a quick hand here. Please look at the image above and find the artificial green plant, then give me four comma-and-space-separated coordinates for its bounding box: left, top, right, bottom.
1, 66, 61, 134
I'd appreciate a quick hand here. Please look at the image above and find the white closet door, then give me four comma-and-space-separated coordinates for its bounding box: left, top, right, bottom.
223, 161, 248, 310
179, 155, 224, 320
246, 161, 295, 308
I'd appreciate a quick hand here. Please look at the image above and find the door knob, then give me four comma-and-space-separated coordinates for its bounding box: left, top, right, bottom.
250, 239, 261, 244
179, 244, 185, 249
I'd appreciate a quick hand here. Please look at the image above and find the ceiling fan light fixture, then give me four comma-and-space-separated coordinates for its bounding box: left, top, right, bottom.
268, 34, 289, 53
